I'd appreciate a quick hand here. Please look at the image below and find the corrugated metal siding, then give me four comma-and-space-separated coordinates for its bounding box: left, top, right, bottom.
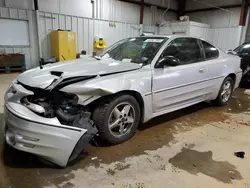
189, 26, 212, 42
5, 0, 34, 10
0, 6, 39, 69
186, 0, 241, 11
38, 0, 141, 24
244, 8, 250, 43
211, 27, 240, 50
189, 23, 213, 42
190, 25, 240, 50
142, 25, 157, 34
159, 21, 190, 35
144, 0, 178, 10
143, 6, 177, 26
187, 8, 241, 28
245, 29, 250, 42
38, 11, 140, 58
159, 21, 241, 50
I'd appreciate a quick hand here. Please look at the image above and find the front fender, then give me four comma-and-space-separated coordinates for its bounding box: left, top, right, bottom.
60, 68, 153, 122
60, 68, 152, 104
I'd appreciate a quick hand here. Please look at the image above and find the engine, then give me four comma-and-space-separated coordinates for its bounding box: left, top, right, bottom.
17, 84, 98, 163
21, 90, 92, 128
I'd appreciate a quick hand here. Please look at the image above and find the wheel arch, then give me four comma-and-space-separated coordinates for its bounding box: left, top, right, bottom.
87, 90, 145, 123
116, 90, 145, 123
227, 73, 236, 88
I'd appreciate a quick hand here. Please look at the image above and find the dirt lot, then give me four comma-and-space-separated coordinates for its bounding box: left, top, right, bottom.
1, 73, 250, 188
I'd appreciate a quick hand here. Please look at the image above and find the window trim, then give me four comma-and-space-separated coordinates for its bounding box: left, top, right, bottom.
200, 39, 219, 61
157, 37, 205, 66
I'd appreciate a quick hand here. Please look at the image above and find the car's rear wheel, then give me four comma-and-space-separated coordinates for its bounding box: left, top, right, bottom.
213, 77, 234, 106
92, 94, 141, 144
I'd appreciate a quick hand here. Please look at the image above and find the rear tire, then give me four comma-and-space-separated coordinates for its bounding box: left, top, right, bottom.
213, 77, 234, 106
92, 94, 141, 145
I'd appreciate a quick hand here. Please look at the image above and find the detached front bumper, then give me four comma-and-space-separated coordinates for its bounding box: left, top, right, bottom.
4, 103, 87, 167
3, 81, 93, 167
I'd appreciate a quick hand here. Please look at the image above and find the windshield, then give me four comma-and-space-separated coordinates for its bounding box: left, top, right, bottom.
97, 37, 167, 65
234, 43, 250, 54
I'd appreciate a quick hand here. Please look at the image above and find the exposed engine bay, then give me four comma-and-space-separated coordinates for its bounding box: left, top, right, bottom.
18, 84, 98, 163
21, 88, 91, 128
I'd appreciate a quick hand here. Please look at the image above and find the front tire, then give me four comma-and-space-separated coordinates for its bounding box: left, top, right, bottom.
92, 94, 141, 145
213, 77, 234, 106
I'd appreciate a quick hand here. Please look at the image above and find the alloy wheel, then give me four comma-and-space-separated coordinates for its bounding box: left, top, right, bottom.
108, 102, 135, 137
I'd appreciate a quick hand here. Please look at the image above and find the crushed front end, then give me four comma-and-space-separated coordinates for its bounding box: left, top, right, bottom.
4, 80, 98, 167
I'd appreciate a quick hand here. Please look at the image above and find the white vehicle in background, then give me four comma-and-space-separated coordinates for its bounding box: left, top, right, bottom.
4, 35, 242, 167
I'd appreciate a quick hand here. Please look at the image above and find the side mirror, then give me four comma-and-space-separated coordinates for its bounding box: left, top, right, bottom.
155, 56, 180, 68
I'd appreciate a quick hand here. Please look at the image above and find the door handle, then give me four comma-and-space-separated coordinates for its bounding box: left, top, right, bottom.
199, 68, 205, 73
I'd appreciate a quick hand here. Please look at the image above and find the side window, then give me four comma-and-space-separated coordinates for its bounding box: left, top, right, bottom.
242, 45, 250, 55
201, 40, 219, 60
236, 43, 250, 55
161, 38, 203, 65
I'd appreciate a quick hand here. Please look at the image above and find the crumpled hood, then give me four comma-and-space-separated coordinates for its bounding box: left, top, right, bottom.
17, 57, 141, 89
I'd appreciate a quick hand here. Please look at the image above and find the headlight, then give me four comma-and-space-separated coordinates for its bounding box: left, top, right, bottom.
21, 97, 45, 114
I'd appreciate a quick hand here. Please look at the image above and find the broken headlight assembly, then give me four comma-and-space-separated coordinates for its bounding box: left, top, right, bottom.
5, 83, 98, 166
21, 90, 94, 129
4, 84, 17, 102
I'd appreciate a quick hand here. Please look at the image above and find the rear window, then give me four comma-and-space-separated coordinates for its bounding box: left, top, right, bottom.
234, 43, 250, 55
201, 40, 219, 60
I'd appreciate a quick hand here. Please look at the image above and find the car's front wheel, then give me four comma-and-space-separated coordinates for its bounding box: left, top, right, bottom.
213, 77, 234, 106
92, 94, 141, 144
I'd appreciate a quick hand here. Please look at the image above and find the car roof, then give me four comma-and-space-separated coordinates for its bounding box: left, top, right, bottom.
139, 35, 182, 38
139, 35, 226, 52
139, 35, 205, 40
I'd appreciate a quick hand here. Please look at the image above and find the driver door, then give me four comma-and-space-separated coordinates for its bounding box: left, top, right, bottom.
152, 37, 211, 113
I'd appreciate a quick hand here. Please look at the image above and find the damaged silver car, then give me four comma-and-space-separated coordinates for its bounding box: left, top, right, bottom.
4, 36, 242, 167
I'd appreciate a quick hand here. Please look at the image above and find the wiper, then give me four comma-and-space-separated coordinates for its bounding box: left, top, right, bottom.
93, 56, 101, 60
39, 58, 44, 69
131, 57, 148, 67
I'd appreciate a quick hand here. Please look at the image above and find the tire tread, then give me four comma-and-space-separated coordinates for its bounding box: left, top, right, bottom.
92, 94, 140, 144
213, 77, 234, 106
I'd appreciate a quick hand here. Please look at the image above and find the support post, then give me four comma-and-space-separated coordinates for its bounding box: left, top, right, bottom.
34, 0, 39, 10
239, 0, 248, 26
140, 0, 144, 24
177, 0, 186, 20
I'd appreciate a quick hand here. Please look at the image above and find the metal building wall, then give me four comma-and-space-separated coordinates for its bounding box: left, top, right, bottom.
143, 6, 177, 26
188, 22, 212, 42
0, 6, 39, 69
4, 0, 34, 10
243, 8, 250, 43
159, 21, 190, 35
159, 21, 241, 50
210, 27, 241, 50
191, 26, 241, 50
187, 8, 241, 28
143, 0, 178, 10
38, 0, 141, 24
185, 0, 241, 11
142, 25, 157, 34
189, 20, 241, 50
38, 11, 141, 58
